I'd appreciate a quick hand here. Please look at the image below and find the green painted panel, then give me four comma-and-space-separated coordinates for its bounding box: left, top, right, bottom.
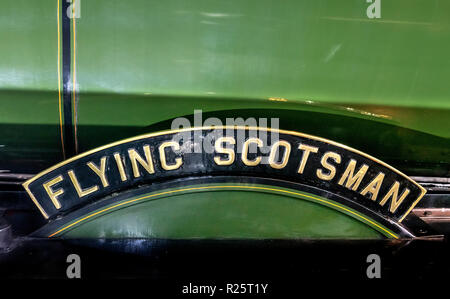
70, 0, 449, 176
76, 0, 450, 108
0, 1, 62, 169
0, 1, 60, 123
0, 0, 448, 175
62, 189, 383, 239
0, 0, 58, 92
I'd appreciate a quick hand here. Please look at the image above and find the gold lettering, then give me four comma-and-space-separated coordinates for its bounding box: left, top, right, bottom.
42, 176, 64, 209
159, 141, 183, 171
214, 137, 236, 166
68, 170, 98, 198
338, 160, 369, 191
268, 140, 291, 169
297, 144, 319, 174
114, 153, 128, 181
128, 145, 155, 178
379, 181, 410, 213
242, 138, 263, 166
316, 152, 341, 180
360, 172, 385, 201
87, 157, 109, 187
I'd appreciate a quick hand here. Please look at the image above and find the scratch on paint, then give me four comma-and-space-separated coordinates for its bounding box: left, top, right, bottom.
324, 44, 342, 63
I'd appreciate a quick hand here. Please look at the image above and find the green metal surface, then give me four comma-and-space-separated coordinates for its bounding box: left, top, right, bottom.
0, 1, 449, 239
0, 0, 448, 176
76, 0, 450, 141
61, 187, 383, 239
76, 0, 450, 109
0, 1, 62, 169
0, 1, 58, 91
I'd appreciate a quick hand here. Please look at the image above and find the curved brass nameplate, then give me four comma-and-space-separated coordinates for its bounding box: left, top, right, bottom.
23, 126, 426, 223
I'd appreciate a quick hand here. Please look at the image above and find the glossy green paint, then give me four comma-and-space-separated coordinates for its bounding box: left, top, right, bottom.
73, 0, 450, 175
0, 1, 63, 170
0, 0, 449, 176
75, 0, 450, 161
0, 1, 449, 239
61, 187, 383, 239
0, 1, 58, 91
76, 0, 450, 109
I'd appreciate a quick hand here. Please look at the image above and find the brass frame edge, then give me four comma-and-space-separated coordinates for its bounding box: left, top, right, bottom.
23, 183, 49, 219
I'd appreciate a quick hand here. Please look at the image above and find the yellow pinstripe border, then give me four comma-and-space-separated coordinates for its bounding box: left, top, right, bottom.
57, 0, 65, 159
72, 3, 78, 153
47, 185, 399, 239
